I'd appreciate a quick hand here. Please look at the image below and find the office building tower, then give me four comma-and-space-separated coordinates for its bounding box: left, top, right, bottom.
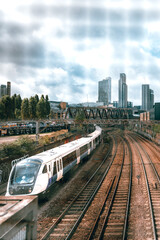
155, 102, 160, 120
0, 82, 11, 98
0, 85, 7, 98
142, 84, 154, 111
7, 82, 11, 97
118, 73, 128, 108
150, 89, 154, 109
98, 77, 111, 105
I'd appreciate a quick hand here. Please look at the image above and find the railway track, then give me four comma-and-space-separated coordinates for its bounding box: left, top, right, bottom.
71, 135, 132, 240
2, 129, 158, 239
128, 133, 160, 239
38, 136, 117, 240
132, 133, 160, 167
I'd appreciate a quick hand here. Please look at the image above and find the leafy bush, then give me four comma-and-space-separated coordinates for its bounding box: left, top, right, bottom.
1, 143, 25, 159
16, 136, 36, 152
152, 124, 160, 134
39, 135, 51, 146
1, 136, 36, 159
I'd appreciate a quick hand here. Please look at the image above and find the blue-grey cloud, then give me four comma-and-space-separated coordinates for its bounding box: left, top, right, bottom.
0, 0, 160, 104
68, 64, 86, 78
0, 39, 45, 67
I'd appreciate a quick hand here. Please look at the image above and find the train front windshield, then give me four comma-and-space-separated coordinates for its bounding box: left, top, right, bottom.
9, 159, 42, 195
11, 159, 41, 184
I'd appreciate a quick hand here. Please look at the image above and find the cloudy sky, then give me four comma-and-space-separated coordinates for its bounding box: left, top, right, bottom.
0, 0, 160, 105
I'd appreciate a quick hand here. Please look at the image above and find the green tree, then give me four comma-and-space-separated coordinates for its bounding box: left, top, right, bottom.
29, 96, 37, 119
36, 95, 46, 119
1, 96, 13, 119
21, 98, 30, 119
34, 94, 39, 104
45, 95, 50, 117
15, 108, 21, 119
75, 109, 85, 126
15, 94, 22, 110
0, 100, 5, 119
11, 95, 16, 119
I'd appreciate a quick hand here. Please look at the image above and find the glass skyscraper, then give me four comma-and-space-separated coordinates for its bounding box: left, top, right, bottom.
118, 73, 127, 108
98, 77, 111, 106
142, 84, 154, 111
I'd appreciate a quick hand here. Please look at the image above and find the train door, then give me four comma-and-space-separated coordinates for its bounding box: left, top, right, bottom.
47, 163, 52, 186
52, 161, 55, 177
56, 157, 63, 181
93, 139, 95, 148
88, 143, 91, 155
76, 148, 80, 164
91, 140, 93, 150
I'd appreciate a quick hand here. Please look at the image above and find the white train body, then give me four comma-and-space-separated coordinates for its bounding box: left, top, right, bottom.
6, 126, 102, 196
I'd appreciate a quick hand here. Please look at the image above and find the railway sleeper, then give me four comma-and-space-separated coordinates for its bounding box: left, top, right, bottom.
62, 218, 78, 221
105, 227, 124, 232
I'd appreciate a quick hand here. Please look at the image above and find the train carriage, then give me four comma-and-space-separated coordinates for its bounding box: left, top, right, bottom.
6, 126, 102, 197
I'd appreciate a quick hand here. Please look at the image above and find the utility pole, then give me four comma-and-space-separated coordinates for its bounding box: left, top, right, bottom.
36, 121, 39, 144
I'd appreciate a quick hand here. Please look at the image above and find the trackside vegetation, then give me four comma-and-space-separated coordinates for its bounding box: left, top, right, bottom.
0, 136, 36, 160
0, 94, 50, 120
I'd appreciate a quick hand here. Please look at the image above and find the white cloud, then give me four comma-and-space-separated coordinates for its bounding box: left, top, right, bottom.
0, 0, 160, 104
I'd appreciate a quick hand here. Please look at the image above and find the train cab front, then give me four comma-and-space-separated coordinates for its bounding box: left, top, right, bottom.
6, 158, 42, 196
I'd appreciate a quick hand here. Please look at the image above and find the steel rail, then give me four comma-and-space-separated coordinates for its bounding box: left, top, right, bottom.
122, 136, 132, 240
132, 132, 160, 154
130, 133, 160, 186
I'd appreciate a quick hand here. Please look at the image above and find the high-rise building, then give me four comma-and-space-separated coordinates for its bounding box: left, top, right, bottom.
150, 89, 154, 110
0, 85, 7, 98
142, 84, 150, 111
113, 101, 118, 108
155, 102, 160, 120
142, 84, 154, 111
118, 73, 127, 108
7, 82, 11, 97
98, 77, 111, 105
0, 82, 11, 98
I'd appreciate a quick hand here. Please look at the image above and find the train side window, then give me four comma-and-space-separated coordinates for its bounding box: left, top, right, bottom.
42, 165, 47, 174
48, 164, 51, 172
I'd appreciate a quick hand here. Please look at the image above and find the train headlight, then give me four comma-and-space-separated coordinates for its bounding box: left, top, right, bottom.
9, 188, 13, 195
28, 187, 33, 193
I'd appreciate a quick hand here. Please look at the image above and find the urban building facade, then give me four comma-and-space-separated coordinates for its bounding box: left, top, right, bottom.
127, 101, 133, 108
98, 77, 111, 106
142, 84, 154, 111
113, 101, 118, 108
150, 89, 154, 110
0, 82, 11, 98
155, 102, 160, 120
0, 85, 7, 98
118, 73, 127, 108
7, 82, 11, 97
140, 102, 160, 121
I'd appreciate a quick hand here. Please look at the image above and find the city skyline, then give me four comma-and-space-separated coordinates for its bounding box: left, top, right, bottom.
0, 0, 160, 105
1, 78, 156, 109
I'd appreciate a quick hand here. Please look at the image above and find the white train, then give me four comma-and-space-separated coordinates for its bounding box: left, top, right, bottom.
6, 126, 102, 197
